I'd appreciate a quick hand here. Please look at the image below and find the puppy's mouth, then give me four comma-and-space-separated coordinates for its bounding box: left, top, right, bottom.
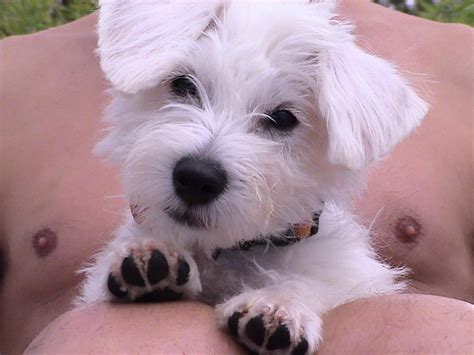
164, 205, 322, 252
134, 204, 322, 245
164, 207, 207, 229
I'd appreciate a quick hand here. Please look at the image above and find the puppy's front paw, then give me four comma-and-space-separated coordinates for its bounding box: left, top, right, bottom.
216, 291, 322, 355
107, 241, 201, 302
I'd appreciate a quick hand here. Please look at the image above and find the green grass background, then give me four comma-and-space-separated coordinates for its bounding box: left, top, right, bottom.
0, 0, 96, 38
0, 0, 472, 39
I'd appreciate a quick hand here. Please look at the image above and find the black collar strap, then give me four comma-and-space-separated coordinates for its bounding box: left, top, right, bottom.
212, 210, 322, 260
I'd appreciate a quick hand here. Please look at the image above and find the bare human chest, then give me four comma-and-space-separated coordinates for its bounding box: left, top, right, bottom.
354, 159, 473, 303
0, 138, 125, 352
0, 137, 471, 355
2, 160, 471, 308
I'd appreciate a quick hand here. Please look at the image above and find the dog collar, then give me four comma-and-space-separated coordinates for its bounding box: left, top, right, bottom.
130, 202, 323, 260
212, 210, 322, 260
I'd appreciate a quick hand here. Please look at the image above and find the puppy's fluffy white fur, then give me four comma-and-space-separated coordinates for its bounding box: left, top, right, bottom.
78, 1, 428, 353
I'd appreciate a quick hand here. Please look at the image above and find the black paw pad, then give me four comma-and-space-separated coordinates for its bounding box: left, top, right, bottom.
107, 274, 127, 298
136, 287, 183, 303
266, 324, 291, 350
147, 250, 169, 284
121, 256, 145, 286
228, 312, 243, 337
159, 287, 183, 301
176, 258, 190, 286
246, 316, 265, 347
292, 338, 309, 355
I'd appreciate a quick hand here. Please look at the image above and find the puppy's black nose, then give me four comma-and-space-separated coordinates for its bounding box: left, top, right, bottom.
173, 156, 227, 205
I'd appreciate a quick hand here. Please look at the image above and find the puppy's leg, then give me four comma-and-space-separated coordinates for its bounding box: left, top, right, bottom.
76, 222, 201, 304
216, 278, 325, 355
216, 209, 405, 354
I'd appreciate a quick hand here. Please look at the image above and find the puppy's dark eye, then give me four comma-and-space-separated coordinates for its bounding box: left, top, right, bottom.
267, 110, 299, 131
171, 75, 197, 97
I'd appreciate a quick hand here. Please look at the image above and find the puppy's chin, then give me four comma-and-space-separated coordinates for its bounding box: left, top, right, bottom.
164, 207, 208, 229
164, 202, 320, 248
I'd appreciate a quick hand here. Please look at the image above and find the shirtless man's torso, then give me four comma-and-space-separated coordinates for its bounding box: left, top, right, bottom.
0, 1, 472, 353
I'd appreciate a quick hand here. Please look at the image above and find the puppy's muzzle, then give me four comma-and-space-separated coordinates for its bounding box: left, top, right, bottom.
173, 156, 227, 205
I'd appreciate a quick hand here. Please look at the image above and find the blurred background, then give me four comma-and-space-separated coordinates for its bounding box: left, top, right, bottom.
0, 0, 473, 39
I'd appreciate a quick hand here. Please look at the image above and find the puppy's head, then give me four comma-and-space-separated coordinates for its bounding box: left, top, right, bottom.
96, 0, 428, 253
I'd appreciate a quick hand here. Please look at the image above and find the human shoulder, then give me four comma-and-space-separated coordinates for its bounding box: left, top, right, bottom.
0, 14, 102, 199
341, 1, 472, 87
0, 13, 100, 125
430, 22, 473, 91
0, 14, 98, 92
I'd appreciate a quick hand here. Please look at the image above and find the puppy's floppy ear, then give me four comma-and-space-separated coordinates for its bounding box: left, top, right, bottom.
318, 42, 428, 170
98, 0, 222, 93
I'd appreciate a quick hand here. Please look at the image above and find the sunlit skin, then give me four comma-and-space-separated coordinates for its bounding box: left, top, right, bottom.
0, 1, 472, 353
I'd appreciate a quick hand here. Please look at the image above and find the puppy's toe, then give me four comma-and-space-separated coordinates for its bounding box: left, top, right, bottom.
121, 255, 146, 286
228, 312, 244, 337
292, 338, 309, 355
107, 273, 128, 298
147, 249, 169, 284
176, 258, 190, 286
266, 324, 291, 350
246, 316, 266, 347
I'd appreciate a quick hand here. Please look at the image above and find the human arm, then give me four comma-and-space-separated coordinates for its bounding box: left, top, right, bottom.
25, 295, 473, 354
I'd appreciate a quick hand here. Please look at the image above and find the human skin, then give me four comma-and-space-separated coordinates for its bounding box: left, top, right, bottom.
0, 0, 472, 354
24, 296, 473, 354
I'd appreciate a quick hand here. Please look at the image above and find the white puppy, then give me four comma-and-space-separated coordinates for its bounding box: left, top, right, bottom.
78, 1, 428, 353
